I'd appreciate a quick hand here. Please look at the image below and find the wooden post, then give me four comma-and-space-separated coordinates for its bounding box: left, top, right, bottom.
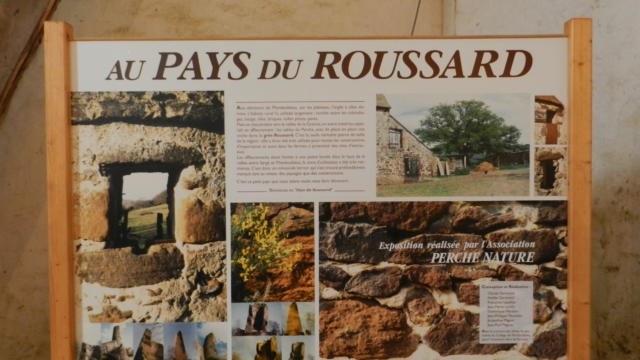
44, 22, 75, 360
565, 18, 592, 360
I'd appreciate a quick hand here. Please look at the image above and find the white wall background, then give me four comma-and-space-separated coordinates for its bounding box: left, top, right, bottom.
446, 0, 640, 358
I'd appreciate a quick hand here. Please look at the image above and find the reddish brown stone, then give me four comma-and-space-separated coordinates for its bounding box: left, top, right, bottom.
320, 222, 389, 264
320, 299, 419, 359
329, 202, 451, 232
534, 301, 553, 323
75, 190, 109, 241
405, 287, 441, 326
449, 265, 497, 280
344, 267, 403, 297
172, 331, 188, 360
329, 202, 368, 222
475, 213, 519, 233
76, 244, 184, 288
457, 283, 480, 305
497, 265, 541, 290
425, 310, 512, 356
255, 336, 281, 360
263, 235, 315, 302
319, 265, 351, 290
451, 206, 489, 232
525, 327, 567, 359
539, 266, 568, 289
175, 195, 224, 243
274, 206, 314, 234
533, 289, 562, 324
134, 329, 163, 360
364, 202, 450, 232
555, 255, 568, 268
88, 305, 132, 323
404, 265, 452, 290
485, 229, 560, 264
536, 202, 568, 226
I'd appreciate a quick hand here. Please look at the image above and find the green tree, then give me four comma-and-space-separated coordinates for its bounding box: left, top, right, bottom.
231, 204, 297, 301
414, 100, 524, 160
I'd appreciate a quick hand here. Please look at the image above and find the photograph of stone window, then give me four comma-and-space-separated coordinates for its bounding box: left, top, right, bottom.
535, 96, 567, 145
376, 94, 531, 197
319, 201, 568, 360
231, 203, 315, 303
71, 91, 227, 325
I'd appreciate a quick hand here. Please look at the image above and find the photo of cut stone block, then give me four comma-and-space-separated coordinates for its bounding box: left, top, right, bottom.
195, 322, 228, 360
71, 91, 227, 326
77, 323, 135, 360
535, 96, 567, 145
319, 201, 568, 360
232, 336, 282, 360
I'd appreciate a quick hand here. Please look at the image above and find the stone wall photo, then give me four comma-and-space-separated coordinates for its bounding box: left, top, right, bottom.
319, 201, 568, 360
71, 91, 228, 356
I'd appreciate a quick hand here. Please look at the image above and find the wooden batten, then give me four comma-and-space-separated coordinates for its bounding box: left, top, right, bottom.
565, 18, 592, 360
44, 21, 75, 360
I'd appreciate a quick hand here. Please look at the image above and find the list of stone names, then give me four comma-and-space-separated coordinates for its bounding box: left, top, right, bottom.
479, 281, 533, 344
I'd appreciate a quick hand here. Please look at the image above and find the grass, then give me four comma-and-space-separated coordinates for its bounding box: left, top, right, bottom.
127, 203, 169, 241
377, 167, 529, 197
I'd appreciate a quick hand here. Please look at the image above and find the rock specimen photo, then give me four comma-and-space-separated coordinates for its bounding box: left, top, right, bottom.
78, 324, 134, 360
71, 91, 227, 351
79, 322, 227, 360
232, 302, 315, 337
319, 201, 568, 360
231, 203, 315, 302
232, 335, 316, 360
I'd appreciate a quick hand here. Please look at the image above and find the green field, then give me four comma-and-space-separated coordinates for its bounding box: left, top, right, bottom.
127, 203, 169, 243
377, 167, 529, 197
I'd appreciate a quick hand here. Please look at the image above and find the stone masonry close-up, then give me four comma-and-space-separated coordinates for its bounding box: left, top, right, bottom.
320, 201, 568, 360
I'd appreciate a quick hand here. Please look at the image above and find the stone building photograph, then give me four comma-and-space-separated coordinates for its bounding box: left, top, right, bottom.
377, 93, 531, 197
71, 91, 227, 333
376, 94, 440, 185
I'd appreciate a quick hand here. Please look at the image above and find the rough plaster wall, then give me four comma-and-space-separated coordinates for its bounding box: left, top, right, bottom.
448, 1, 640, 358
0, 1, 441, 359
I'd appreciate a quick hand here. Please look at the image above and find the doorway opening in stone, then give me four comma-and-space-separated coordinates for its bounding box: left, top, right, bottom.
540, 159, 556, 190
103, 163, 183, 253
404, 156, 420, 183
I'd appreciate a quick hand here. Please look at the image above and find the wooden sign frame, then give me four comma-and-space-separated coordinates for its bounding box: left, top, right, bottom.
44, 19, 592, 360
